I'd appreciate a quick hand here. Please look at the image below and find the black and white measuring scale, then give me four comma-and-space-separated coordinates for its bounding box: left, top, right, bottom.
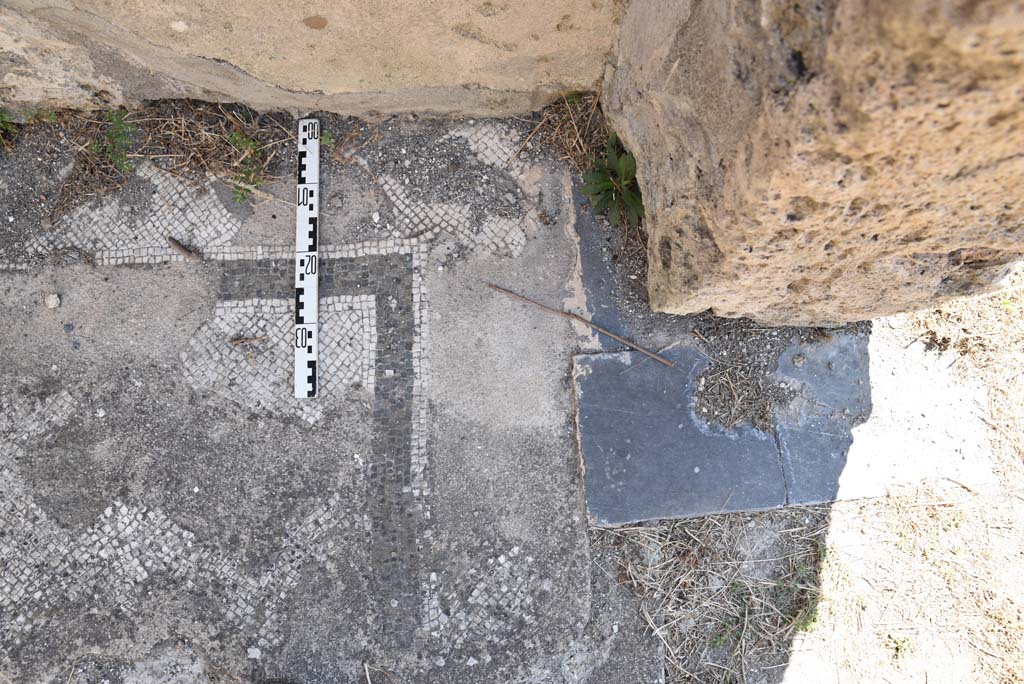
294, 118, 319, 398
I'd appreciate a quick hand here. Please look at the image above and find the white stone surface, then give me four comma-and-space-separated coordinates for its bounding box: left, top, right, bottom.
840, 320, 996, 499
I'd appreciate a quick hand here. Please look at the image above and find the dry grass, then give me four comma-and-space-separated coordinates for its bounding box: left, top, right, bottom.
519, 92, 606, 174
48, 111, 129, 215
598, 508, 830, 683
52, 101, 294, 215
605, 482, 1023, 683
519, 92, 651, 263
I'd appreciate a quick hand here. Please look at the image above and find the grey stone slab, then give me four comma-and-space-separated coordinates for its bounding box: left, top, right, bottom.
574, 347, 786, 526
772, 331, 871, 504
572, 187, 631, 350
774, 332, 872, 416
773, 326, 996, 504
776, 413, 857, 505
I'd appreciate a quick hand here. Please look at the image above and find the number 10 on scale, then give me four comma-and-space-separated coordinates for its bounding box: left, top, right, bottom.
294, 118, 320, 398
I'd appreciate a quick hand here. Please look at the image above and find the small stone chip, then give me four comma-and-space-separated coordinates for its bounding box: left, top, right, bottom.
246, 647, 261, 660
45, 293, 60, 309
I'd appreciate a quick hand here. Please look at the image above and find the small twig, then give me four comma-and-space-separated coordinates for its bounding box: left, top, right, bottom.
210, 174, 287, 204
166, 236, 202, 262
64, 656, 81, 684
581, 89, 602, 145
334, 128, 382, 164
220, 106, 249, 136
487, 283, 674, 367
941, 477, 982, 494
506, 113, 548, 168
562, 94, 585, 165
228, 335, 268, 346
363, 662, 372, 684
691, 345, 745, 369
256, 138, 293, 152
619, 341, 683, 374
232, 147, 253, 167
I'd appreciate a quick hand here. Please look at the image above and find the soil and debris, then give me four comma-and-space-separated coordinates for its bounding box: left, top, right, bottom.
524, 93, 648, 263
596, 507, 830, 683
358, 117, 527, 224
0, 102, 295, 220
0, 102, 298, 266
0, 121, 75, 264
518, 92, 606, 174
56, 102, 294, 212
688, 316, 871, 430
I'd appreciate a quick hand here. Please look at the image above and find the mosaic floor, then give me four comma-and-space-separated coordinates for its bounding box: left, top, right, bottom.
0, 118, 659, 683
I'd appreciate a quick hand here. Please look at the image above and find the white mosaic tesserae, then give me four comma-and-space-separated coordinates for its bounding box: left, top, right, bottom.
295, 118, 321, 398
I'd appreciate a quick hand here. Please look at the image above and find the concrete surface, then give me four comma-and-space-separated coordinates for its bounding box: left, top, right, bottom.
1, 0, 620, 116
0, 118, 662, 683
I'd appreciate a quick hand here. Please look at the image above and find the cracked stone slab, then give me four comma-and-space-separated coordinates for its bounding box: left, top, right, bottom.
572, 184, 997, 521
773, 324, 997, 504
573, 347, 786, 526
771, 330, 871, 505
